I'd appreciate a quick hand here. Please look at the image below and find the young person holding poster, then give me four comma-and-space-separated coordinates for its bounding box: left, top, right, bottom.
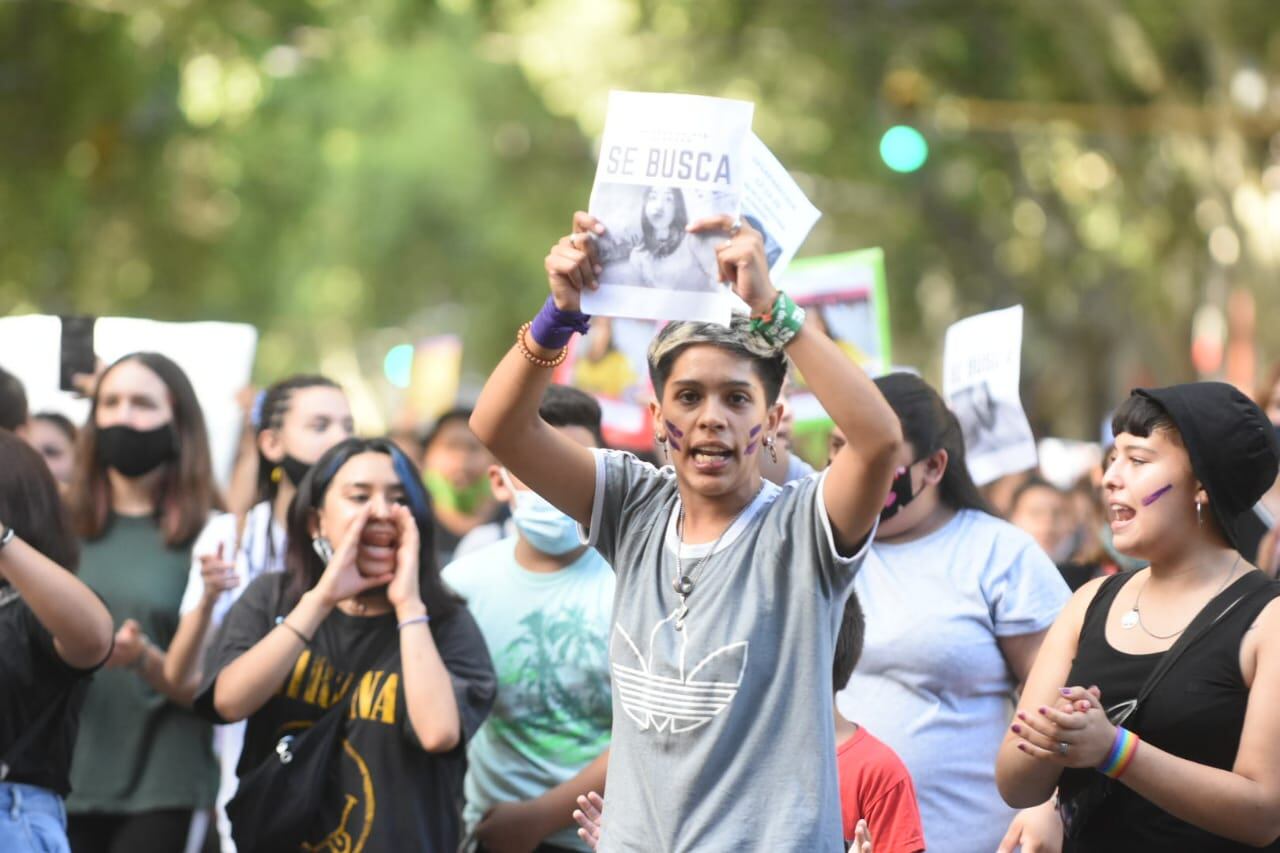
471, 212, 902, 850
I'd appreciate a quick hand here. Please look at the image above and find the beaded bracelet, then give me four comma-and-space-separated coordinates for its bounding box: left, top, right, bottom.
516, 322, 569, 369
1098, 726, 1139, 779
749, 291, 806, 350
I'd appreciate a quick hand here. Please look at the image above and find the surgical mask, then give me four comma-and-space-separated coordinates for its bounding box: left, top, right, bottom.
423, 470, 491, 515
96, 424, 177, 478
880, 464, 920, 522
501, 470, 583, 556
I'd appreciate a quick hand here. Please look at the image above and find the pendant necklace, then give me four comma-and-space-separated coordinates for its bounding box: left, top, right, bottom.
1121, 555, 1241, 637
672, 487, 760, 632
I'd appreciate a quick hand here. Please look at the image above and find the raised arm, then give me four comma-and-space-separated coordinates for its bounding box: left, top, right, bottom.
164, 544, 240, 692
470, 214, 603, 526
693, 216, 903, 552
0, 524, 114, 669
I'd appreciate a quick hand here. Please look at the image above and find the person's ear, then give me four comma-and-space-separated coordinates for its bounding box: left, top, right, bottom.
921, 448, 949, 487
648, 399, 665, 442
1195, 483, 1211, 509
258, 429, 285, 465
488, 465, 513, 503
307, 507, 323, 540
766, 401, 784, 440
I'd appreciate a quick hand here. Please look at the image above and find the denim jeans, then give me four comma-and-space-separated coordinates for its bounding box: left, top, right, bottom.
0, 782, 71, 853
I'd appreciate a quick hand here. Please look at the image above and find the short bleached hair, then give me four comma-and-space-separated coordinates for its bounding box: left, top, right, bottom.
646, 317, 790, 406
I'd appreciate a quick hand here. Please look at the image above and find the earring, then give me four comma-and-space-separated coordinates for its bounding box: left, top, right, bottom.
312, 536, 334, 563
765, 435, 778, 464
657, 435, 669, 460
1195, 500, 1203, 527
271, 465, 284, 484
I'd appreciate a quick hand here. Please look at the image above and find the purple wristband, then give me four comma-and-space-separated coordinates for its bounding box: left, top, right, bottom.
529, 295, 591, 350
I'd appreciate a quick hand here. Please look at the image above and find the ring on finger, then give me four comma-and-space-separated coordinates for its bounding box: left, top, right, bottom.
1057, 741, 1070, 756
729, 218, 742, 237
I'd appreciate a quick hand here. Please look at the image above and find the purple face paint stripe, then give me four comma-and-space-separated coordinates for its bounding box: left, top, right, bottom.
1141, 484, 1173, 506
745, 441, 758, 455
668, 438, 682, 452
749, 425, 763, 438
665, 421, 684, 438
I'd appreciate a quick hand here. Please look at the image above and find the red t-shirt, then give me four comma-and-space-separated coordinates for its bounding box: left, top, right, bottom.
837, 726, 926, 853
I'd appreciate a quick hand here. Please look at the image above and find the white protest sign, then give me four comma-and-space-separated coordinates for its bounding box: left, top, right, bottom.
0, 314, 257, 487
584, 91, 754, 325
741, 132, 821, 277
942, 305, 1038, 485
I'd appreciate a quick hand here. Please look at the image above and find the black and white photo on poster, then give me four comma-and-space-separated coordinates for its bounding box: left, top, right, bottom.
584, 91, 754, 324
942, 305, 1039, 485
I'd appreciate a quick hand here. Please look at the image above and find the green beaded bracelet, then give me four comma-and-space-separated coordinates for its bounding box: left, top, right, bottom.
749, 291, 806, 350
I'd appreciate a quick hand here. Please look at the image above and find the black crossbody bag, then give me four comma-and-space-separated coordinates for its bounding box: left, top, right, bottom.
1056, 571, 1273, 839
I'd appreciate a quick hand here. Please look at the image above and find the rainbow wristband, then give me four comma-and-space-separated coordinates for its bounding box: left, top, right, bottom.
1098, 726, 1139, 779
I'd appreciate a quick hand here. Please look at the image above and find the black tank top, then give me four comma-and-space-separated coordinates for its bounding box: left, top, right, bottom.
1059, 570, 1280, 852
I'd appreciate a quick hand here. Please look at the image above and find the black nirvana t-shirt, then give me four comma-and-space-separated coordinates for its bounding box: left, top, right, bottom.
0, 586, 96, 796
199, 574, 496, 853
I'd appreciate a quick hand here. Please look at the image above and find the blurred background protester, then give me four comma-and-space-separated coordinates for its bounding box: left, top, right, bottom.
28, 412, 79, 491
0, 365, 29, 436
420, 408, 506, 565
834, 373, 1069, 853
1008, 475, 1115, 591
163, 374, 353, 853
65, 353, 221, 853
0, 432, 114, 853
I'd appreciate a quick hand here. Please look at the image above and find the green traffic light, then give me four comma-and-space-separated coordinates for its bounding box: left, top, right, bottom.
880, 125, 928, 173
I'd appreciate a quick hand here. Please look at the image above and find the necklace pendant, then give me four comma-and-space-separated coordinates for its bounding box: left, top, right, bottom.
1121, 608, 1139, 630
675, 602, 689, 632
673, 575, 694, 596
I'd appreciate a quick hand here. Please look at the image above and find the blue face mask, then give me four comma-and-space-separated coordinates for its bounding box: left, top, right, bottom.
502, 471, 584, 556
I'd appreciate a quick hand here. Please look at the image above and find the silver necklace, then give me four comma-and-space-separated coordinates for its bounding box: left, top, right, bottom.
1121, 555, 1241, 639
672, 488, 760, 632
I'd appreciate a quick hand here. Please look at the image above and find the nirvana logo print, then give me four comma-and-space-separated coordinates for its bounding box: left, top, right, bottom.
300, 738, 376, 853
611, 609, 747, 734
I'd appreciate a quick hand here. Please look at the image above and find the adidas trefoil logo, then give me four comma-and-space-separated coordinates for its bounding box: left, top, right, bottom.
611, 610, 748, 734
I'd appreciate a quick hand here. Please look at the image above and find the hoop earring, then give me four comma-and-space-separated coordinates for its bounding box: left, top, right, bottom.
311, 536, 334, 564
1196, 500, 1203, 527
765, 435, 778, 464
657, 435, 669, 460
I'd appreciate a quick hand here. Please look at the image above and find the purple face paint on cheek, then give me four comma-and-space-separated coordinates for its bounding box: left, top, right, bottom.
668, 438, 682, 452
1141, 484, 1173, 506
664, 421, 684, 439
748, 425, 762, 438
745, 441, 758, 455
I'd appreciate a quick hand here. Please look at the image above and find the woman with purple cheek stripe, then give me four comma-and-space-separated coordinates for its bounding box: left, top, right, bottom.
996, 382, 1280, 852
470, 210, 902, 851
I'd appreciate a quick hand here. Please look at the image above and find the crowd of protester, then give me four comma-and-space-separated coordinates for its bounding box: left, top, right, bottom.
1, 212, 1279, 852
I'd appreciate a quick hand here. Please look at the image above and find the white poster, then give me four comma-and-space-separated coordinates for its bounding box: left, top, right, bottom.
0, 314, 258, 486
741, 132, 821, 277
942, 305, 1038, 485
584, 91, 754, 325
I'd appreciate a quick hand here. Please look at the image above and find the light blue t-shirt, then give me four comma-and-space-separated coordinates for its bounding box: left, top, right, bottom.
837, 508, 1070, 852
443, 537, 614, 851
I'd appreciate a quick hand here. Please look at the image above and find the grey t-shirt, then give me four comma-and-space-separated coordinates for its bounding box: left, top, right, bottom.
585, 450, 873, 852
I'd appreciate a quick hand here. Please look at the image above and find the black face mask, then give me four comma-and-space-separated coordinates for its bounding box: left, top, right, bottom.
880, 463, 921, 522
96, 424, 178, 478
279, 454, 312, 487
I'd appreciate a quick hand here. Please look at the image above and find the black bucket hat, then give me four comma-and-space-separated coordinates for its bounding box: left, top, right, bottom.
1131, 382, 1280, 550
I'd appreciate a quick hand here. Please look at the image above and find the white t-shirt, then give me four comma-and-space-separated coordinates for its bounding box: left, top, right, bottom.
837, 508, 1069, 853
181, 500, 287, 853
180, 501, 287, 623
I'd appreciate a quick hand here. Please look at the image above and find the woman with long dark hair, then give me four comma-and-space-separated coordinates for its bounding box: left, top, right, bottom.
628, 186, 718, 293
198, 437, 495, 852
0, 432, 114, 851
163, 374, 353, 852
64, 352, 222, 852
834, 372, 1070, 852
997, 384, 1280, 851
